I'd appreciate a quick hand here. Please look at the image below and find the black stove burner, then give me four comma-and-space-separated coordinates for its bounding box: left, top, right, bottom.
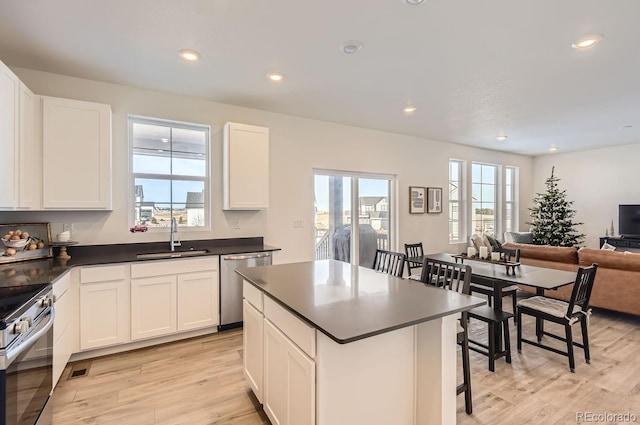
0, 283, 50, 323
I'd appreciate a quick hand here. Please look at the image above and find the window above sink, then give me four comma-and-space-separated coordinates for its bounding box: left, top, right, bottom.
129, 115, 211, 232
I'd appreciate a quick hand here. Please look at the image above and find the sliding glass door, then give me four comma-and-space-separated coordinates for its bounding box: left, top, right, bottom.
314, 171, 393, 267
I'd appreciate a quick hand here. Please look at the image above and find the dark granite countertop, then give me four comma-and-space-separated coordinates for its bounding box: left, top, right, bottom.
1, 237, 279, 287
236, 259, 485, 344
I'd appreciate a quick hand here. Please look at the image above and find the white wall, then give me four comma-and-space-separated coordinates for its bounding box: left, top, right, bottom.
532, 143, 640, 249
1, 67, 534, 263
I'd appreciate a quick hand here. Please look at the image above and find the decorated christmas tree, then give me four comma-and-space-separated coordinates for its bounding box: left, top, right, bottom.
527, 167, 585, 247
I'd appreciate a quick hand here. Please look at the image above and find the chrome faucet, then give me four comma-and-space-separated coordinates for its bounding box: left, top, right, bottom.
170, 217, 181, 251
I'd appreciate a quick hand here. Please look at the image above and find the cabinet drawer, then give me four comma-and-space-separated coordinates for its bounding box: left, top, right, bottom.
131, 257, 217, 278
264, 296, 315, 358
53, 271, 71, 298
80, 265, 125, 283
243, 280, 263, 312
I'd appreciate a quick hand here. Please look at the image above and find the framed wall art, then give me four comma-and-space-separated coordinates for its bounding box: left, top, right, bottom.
409, 186, 425, 214
427, 187, 443, 214
0, 222, 53, 264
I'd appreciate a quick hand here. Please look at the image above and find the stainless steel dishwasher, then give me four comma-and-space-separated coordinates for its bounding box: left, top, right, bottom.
219, 252, 272, 330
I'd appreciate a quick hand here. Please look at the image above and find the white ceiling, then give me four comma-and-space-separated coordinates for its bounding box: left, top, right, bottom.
1, 0, 639, 156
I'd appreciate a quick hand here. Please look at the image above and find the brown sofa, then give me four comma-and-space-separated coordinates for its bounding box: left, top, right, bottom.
502, 243, 640, 316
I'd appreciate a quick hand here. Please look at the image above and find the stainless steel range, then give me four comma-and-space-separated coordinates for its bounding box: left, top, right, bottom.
0, 282, 54, 425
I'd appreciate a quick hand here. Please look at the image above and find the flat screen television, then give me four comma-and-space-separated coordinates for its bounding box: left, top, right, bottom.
619, 204, 640, 238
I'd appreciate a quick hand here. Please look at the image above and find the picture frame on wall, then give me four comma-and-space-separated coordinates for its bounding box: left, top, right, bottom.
427, 187, 443, 214
0, 222, 53, 264
409, 186, 425, 214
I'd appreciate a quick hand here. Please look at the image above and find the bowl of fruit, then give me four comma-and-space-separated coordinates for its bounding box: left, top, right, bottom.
2, 230, 30, 249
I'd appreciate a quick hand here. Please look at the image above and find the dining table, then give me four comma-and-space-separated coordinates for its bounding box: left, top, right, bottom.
407, 252, 578, 351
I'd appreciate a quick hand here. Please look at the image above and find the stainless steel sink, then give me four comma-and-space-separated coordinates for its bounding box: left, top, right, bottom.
136, 249, 209, 260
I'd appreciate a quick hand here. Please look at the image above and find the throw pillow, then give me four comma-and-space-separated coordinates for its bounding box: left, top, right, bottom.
481, 234, 494, 253
511, 232, 534, 244
486, 235, 502, 251
469, 234, 483, 251
600, 242, 616, 251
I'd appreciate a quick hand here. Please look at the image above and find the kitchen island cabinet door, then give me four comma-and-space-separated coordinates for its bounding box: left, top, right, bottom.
243, 300, 264, 403
42, 96, 112, 210
177, 271, 218, 332
263, 319, 315, 425
80, 279, 129, 350
131, 276, 177, 340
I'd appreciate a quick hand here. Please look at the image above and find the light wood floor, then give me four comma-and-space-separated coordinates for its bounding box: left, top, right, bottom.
51, 306, 640, 425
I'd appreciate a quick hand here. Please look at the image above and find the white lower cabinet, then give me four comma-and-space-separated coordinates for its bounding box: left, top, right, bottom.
53, 271, 78, 388
243, 299, 264, 402
130, 257, 219, 340
79, 265, 129, 350
131, 276, 177, 340
177, 271, 218, 331
263, 319, 315, 425
244, 281, 315, 425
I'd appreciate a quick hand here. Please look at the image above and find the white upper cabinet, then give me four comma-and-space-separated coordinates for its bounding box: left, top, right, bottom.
0, 60, 20, 209
223, 122, 269, 210
18, 82, 41, 209
42, 96, 112, 209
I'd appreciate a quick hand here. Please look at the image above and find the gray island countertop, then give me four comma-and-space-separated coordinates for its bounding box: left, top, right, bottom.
236, 259, 485, 344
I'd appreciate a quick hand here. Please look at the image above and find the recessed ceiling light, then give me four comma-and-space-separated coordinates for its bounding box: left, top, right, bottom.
404, 0, 427, 4
179, 49, 200, 61
161, 138, 169, 143
571, 35, 602, 49
403, 105, 417, 114
549, 145, 558, 152
496, 135, 508, 142
339, 40, 363, 54
266, 72, 284, 82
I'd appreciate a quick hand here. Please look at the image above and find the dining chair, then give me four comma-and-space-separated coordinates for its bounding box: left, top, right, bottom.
372, 249, 406, 278
516, 263, 598, 372
470, 248, 521, 321
420, 258, 473, 414
404, 242, 424, 278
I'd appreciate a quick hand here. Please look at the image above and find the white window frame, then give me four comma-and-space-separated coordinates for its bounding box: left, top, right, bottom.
449, 159, 466, 243
128, 115, 211, 231
471, 162, 499, 237
504, 166, 519, 233
312, 169, 397, 264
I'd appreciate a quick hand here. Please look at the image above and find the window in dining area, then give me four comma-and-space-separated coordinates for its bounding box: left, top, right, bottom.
449, 159, 465, 242
471, 162, 498, 236
505, 166, 518, 233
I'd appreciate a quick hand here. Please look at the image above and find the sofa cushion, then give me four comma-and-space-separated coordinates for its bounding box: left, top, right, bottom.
578, 248, 640, 272
504, 231, 534, 244
502, 242, 579, 264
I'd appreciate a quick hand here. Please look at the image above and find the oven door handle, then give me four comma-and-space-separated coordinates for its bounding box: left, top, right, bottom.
5, 309, 55, 366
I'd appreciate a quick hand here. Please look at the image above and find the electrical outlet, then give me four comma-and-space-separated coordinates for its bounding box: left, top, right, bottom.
233, 220, 241, 229
63, 223, 74, 233
293, 219, 303, 228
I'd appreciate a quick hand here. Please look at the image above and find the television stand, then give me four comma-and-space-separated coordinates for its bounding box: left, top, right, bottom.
600, 237, 640, 253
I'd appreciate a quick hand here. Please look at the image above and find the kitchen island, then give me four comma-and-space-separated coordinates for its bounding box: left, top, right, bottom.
236, 259, 484, 425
